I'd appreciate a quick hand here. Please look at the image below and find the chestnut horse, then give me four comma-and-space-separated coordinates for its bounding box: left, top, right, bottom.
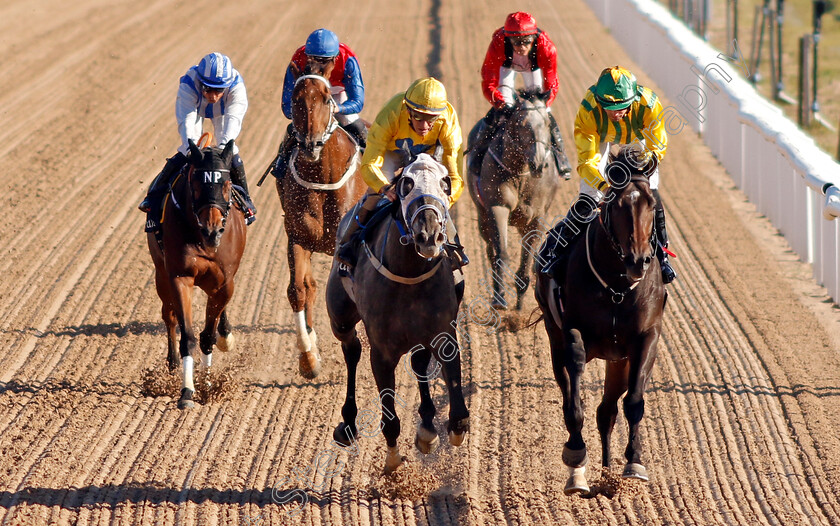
534, 145, 666, 495
276, 73, 365, 379
147, 139, 247, 409
467, 89, 562, 310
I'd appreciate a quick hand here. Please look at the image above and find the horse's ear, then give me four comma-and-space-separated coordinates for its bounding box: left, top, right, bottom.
221, 140, 235, 164
396, 176, 415, 199
440, 175, 452, 196
398, 141, 413, 167
188, 139, 202, 161
432, 141, 444, 163
539, 90, 551, 102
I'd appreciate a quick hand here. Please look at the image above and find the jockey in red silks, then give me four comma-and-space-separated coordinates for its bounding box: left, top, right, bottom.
139, 52, 256, 228
469, 11, 572, 178
272, 28, 366, 180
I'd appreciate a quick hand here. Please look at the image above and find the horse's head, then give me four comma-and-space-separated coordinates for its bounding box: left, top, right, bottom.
395, 153, 451, 259
291, 75, 336, 161
601, 144, 658, 281
187, 139, 235, 248
502, 89, 553, 175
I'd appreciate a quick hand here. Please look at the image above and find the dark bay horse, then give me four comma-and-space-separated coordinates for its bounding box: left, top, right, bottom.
534, 145, 666, 495
147, 139, 246, 409
325, 153, 470, 474
467, 89, 561, 310
276, 73, 365, 379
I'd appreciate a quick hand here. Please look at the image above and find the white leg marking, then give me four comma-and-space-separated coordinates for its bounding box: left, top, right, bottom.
183, 355, 195, 392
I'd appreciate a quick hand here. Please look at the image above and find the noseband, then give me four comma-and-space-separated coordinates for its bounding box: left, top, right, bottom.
396, 191, 449, 255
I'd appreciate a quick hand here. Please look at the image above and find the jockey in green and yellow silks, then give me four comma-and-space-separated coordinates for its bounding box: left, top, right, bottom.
539, 66, 676, 284
336, 77, 468, 272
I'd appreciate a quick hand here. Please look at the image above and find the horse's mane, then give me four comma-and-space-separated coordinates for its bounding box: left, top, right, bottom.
607, 144, 655, 178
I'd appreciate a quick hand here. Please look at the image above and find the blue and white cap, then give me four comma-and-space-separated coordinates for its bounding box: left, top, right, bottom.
304, 29, 340, 58
197, 52, 235, 89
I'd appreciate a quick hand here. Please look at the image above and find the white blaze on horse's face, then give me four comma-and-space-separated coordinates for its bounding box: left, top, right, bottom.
399, 153, 450, 259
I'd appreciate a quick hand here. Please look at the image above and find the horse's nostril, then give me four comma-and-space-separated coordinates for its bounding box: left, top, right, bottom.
417, 232, 429, 244
644, 256, 652, 265
435, 232, 445, 244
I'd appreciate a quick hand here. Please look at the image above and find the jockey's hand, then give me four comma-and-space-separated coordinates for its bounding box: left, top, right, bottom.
379, 183, 397, 202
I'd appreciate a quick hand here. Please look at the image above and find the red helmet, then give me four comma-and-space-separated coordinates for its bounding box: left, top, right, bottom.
504, 12, 538, 37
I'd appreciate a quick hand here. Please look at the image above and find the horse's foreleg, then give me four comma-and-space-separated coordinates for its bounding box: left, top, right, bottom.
200, 284, 233, 369
514, 218, 542, 310
216, 310, 235, 353
598, 359, 629, 469
434, 336, 470, 447
332, 328, 363, 447
622, 333, 660, 482
172, 276, 197, 409
288, 242, 320, 379
410, 347, 439, 454
153, 267, 179, 372
489, 205, 511, 310
370, 352, 403, 474
555, 328, 588, 495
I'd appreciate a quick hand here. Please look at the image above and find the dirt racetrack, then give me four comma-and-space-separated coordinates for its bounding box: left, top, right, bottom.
2, 0, 840, 524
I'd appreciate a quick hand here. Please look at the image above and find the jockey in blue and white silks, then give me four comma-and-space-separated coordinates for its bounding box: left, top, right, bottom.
139, 52, 256, 227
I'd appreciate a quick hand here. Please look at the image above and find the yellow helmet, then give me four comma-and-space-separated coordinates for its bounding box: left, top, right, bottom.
403, 77, 448, 115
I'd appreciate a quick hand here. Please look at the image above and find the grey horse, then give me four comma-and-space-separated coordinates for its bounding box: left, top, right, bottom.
467, 89, 562, 310
326, 153, 470, 474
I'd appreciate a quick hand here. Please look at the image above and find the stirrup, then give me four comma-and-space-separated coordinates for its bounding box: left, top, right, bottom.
138, 198, 152, 213
445, 243, 469, 271
661, 261, 676, 284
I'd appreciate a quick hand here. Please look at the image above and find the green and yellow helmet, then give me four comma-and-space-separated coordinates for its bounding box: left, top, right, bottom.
403, 77, 448, 115
594, 66, 639, 110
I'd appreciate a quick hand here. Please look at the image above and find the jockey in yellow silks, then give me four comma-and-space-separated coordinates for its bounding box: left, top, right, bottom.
336, 77, 468, 271
539, 66, 676, 284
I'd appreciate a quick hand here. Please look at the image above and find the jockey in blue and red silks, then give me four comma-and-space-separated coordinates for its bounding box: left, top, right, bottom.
139, 52, 256, 228
272, 28, 366, 179
469, 11, 572, 178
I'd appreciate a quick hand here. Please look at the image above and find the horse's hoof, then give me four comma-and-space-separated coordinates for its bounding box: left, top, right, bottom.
491, 298, 508, 311
384, 447, 406, 475
564, 466, 589, 496
415, 425, 439, 454
622, 463, 649, 481
448, 430, 467, 447
298, 350, 321, 379
177, 388, 195, 410
216, 333, 235, 352
333, 422, 357, 446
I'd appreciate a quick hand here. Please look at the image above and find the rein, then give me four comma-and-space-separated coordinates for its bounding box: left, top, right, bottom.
360, 186, 449, 285
289, 137, 360, 190
585, 222, 639, 304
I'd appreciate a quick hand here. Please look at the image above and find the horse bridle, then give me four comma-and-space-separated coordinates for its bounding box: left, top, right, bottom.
293, 75, 339, 151
599, 175, 656, 261
186, 165, 232, 230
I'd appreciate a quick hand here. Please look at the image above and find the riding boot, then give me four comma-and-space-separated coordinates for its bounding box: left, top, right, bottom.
231, 154, 257, 225
271, 123, 297, 181
139, 152, 188, 213
538, 195, 597, 283
653, 191, 676, 284
335, 193, 381, 271
342, 119, 367, 150
469, 108, 505, 174
547, 112, 573, 179
443, 219, 469, 271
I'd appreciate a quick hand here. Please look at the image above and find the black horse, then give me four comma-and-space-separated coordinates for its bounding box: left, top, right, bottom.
326, 153, 470, 474
467, 89, 562, 310
534, 145, 666, 494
